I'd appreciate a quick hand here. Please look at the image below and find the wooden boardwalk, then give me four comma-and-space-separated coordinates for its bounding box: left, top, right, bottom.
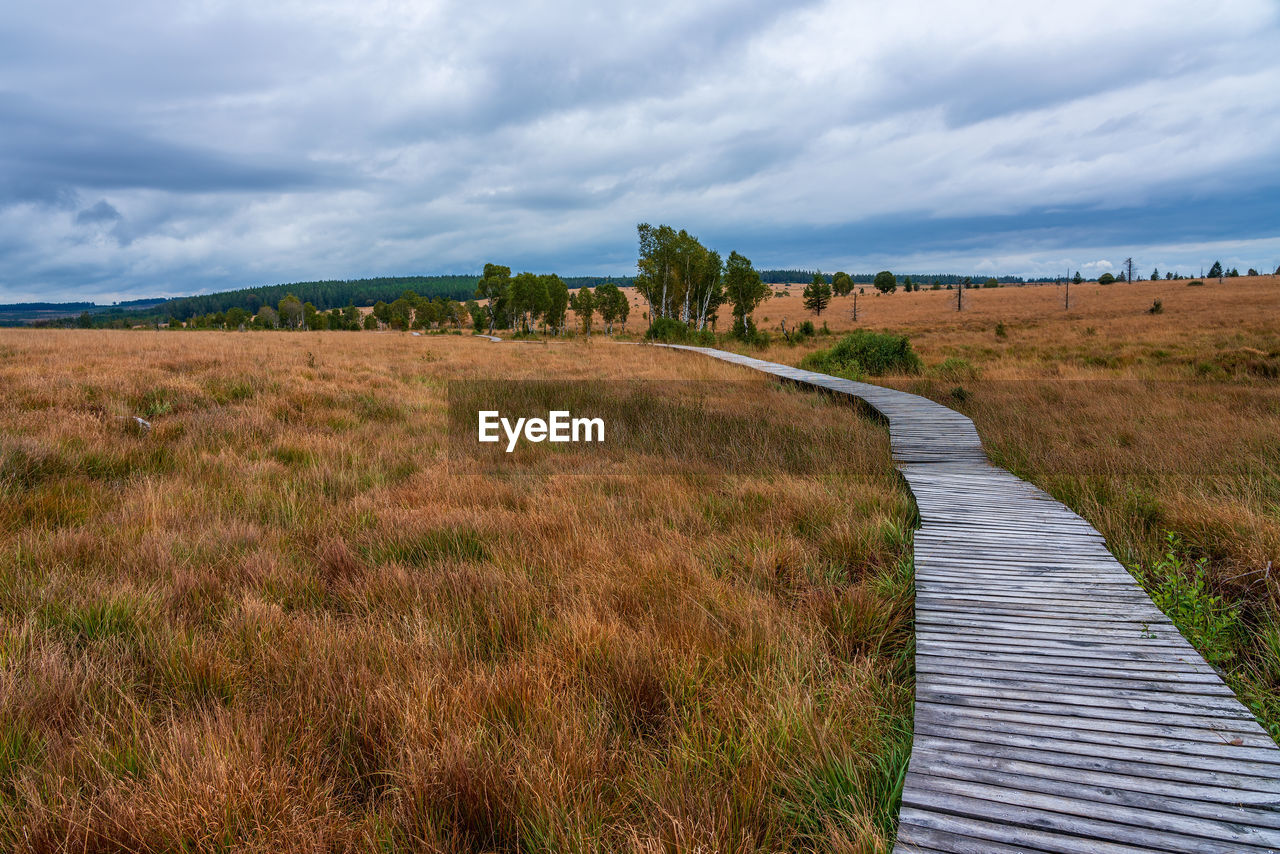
658, 344, 1280, 853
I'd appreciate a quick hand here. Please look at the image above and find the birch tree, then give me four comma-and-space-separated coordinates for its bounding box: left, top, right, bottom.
542, 275, 569, 335
724, 251, 768, 336
475, 263, 511, 334
571, 287, 595, 336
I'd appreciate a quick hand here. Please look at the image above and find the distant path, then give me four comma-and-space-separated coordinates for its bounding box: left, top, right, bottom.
655, 344, 1280, 853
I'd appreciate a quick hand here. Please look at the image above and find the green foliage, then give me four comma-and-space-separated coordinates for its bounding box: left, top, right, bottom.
1135, 533, 1242, 666
1209, 261, 1223, 278
982, 278, 999, 288
994, 322, 1007, 338
278, 294, 304, 329
475, 264, 511, 333
634, 224, 724, 329
570, 286, 595, 335
832, 271, 853, 296
801, 330, 922, 378
645, 318, 715, 346
803, 274, 832, 315
1147, 299, 1164, 315
542, 274, 570, 333
594, 281, 630, 333
1187, 280, 1205, 287
1098, 273, 1115, 285
872, 271, 896, 294
138, 388, 173, 418
724, 251, 769, 336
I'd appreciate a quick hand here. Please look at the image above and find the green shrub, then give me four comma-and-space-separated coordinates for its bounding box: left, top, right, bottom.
1187, 280, 1205, 287
798, 320, 816, 337
994, 322, 1007, 339
1135, 533, 1242, 666
644, 317, 691, 343
1147, 299, 1164, 315
801, 330, 922, 378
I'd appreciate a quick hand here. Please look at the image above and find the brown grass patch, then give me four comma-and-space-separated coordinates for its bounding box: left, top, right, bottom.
0, 329, 914, 852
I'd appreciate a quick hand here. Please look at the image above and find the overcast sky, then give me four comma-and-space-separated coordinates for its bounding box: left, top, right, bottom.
2, 0, 1279, 302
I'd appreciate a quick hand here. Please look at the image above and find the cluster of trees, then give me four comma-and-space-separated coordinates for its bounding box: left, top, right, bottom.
634, 224, 727, 332
1207, 261, 1259, 278
173, 290, 473, 331
1065, 260, 1280, 284
633, 224, 774, 337
473, 265, 630, 336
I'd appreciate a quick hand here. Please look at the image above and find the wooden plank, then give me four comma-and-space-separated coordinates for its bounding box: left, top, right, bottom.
910, 746, 1280, 808
911, 734, 1280, 795
903, 773, 1280, 850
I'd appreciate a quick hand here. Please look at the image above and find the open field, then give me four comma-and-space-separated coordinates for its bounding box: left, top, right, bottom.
614, 273, 1280, 338
0, 330, 915, 852
760, 274, 1280, 736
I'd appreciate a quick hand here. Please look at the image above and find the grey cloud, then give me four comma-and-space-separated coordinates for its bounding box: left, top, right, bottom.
75, 200, 123, 225
0, 0, 1278, 302
0, 93, 345, 203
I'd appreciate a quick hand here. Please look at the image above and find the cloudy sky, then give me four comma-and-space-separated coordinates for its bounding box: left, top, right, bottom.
2, 0, 1279, 302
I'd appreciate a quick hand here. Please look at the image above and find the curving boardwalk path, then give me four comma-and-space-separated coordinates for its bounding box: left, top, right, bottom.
657, 344, 1280, 853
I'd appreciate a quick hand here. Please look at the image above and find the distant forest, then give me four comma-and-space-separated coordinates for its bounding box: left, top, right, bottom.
151, 277, 478, 321
760, 270, 1027, 285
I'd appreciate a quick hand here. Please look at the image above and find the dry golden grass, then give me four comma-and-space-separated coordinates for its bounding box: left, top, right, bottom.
616, 273, 1280, 344
0, 330, 915, 852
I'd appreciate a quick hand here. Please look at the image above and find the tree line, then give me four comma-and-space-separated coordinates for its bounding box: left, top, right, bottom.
76, 276, 480, 326
473, 267, 630, 336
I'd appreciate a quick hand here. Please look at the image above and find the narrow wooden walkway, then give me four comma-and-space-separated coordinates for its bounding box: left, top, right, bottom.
658, 344, 1280, 853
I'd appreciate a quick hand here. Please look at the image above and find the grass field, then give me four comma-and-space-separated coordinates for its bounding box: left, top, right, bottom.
0, 330, 916, 852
